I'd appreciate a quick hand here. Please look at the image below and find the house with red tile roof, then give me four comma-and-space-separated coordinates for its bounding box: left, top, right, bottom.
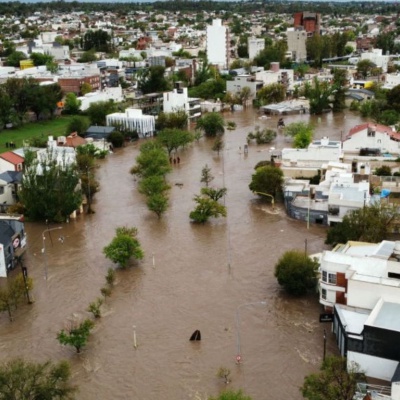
58, 132, 87, 148
343, 123, 400, 155
0, 152, 24, 174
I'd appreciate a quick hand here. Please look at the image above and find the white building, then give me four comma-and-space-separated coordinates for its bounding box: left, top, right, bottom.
106, 108, 155, 138
206, 19, 229, 69
383, 72, 400, 90
225, 74, 263, 101
343, 123, 400, 155
361, 48, 390, 73
78, 87, 124, 111
318, 240, 400, 382
255, 63, 294, 90
163, 86, 201, 121
248, 37, 265, 60
286, 28, 307, 62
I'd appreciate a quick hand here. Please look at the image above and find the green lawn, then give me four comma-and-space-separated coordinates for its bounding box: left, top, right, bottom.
0, 116, 88, 154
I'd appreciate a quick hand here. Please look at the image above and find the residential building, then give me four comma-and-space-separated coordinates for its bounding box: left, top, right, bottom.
343, 123, 400, 155
0, 152, 24, 172
383, 72, 400, 90
226, 74, 263, 101
255, 63, 294, 91
77, 86, 124, 111
283, 161, 371, 226
286, 28, 307, 62
318, 240, 400, 381
0, 171, 22, 212
206, 19, 229, 69
248, 37, 265, 60
361, 48, 390, 73
0, 214, 26, 277
163, 83, 201, 122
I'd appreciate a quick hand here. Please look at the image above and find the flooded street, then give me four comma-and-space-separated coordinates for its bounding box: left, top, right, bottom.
0, 108, 367, 399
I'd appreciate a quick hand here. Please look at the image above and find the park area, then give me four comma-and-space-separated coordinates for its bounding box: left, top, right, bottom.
0, 116, 89, 153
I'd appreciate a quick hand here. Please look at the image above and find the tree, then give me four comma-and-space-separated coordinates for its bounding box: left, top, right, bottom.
19, 151, 82, 222
87, 298, 103, 318
137, 66, 171, 94
30, 52, 54, 66
131, 142, 171, 178
139, 175, 170, 197
249, 165, 283, 199
201, 187, 227, 202
274, 250, 318, 295
356, 59, 375, 79
0, 358, 76, 399
201, 164, 214, 187
64, 92, 82, 115
386, 85, 400, 113
208, 390, 253, 400
217, 367, 231, 384
156, 129, 194, 156
103, 226, 144, 268
332, 69, 347, 112
189, 196, 227, 223
284, 122, 314, 149
57, 319, 94, 353
301, 356, 365, 400
6, 51, 27, 67
78, 49, 97, 63
86, 101, 118, 126
80, 82, 92, 96
374, 165, 392, 176
196, 112, 225, 137
147, 193, 169, 219
66, 116, 89, 136
82, 29, 111, 52
212, 136, 224, 155
0, 273, 33, 321
304, 77, 334, 115
326, 204, 398, 246
155, 110, 188, 131
0, 87, 12, 130
247, 127, 276, 145
256, 83, 286, 106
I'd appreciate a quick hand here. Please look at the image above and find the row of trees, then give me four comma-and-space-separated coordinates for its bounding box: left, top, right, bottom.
0, 77, 62, 129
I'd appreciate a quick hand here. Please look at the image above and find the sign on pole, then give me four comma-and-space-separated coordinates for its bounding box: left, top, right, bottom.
0, 244, 7, 278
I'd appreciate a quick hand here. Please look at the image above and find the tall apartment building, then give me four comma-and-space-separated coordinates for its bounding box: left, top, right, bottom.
286, 28, 307, 62
206, 19, 229, 69
293, 12, 321, 36
248, 37, 265, 60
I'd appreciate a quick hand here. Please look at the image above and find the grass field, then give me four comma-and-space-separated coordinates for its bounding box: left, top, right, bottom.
0, 116, 87, 154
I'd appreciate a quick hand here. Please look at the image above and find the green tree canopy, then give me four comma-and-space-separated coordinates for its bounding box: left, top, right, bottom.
81, 29, 111, 52
301, 356, 365, 400
256, 83, 286, 106
6, 51, 27, 67
155, 110, 188, 130
326, 204, 398, 246
131, 142, 171, 178
86, 101, 118, 126
284, 122, 314, 148
156, 128, 194, 156
103, 226, 144, 267
57, 319, 94, 353
19, 151, 82, 222
0, 358, 76, 399
274, 250, 318, 295
30, 52, 54, 66
196, 112, 225, 137
137, 66, 171, 94
356, 59, 375, 79
66, 116, 89, 136
249, 165, 283, 199
189, 195, 227, 223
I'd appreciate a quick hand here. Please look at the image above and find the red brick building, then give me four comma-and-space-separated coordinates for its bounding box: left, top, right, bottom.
293, 12, 321, 36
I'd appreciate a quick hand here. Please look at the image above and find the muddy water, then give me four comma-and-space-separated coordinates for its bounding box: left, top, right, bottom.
0, 109, 367, 399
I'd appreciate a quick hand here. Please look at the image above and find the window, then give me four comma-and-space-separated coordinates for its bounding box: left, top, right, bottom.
0, 186, 4, 195
367, 130, 375, 137
321, 288, 327, 300
321, 270, 337, 284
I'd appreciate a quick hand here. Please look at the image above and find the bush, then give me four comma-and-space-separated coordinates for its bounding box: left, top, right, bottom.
274, 250, 318, 295
108, 131, 124, 148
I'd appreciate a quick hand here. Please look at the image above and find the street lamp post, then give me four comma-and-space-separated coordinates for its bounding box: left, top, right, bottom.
42, 226, 63, 280
236, 301, 267, 364
253, 191, 275, 210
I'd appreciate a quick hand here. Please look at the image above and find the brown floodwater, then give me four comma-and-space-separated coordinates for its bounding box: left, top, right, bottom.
0, 108, 367, 400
